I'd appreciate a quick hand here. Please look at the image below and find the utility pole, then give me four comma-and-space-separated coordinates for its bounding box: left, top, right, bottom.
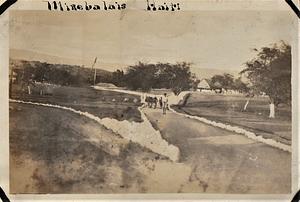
91, 57, 97, 86
93, 68, 97, 86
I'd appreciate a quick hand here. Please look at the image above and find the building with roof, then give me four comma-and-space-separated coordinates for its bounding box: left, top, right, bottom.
197, 79, 211, 92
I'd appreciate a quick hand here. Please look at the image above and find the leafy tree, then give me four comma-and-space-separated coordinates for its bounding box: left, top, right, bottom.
240, 41, 291, 118
111, 69, 125, 86
125, 62, 157, 91
210, 73, 235, 92
167, 62, 195, 95
123, 62, 196, 94
232, 77, 249, 93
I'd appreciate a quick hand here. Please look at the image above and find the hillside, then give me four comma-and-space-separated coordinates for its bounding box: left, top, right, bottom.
10, 49, 126, 71
10, 58, 113, 86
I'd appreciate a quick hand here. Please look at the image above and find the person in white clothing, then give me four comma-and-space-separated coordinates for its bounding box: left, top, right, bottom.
162, 93, 168, 115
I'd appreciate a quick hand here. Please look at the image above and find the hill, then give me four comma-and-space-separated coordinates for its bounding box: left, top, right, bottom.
10, 58, 113, 86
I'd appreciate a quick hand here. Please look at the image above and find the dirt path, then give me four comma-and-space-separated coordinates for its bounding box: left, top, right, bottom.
143, 108, 291, 194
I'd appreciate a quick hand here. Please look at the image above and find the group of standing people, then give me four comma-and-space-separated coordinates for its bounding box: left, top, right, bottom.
144, 93, 169, 115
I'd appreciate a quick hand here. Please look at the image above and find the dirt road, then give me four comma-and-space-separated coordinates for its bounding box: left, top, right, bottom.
143, 108, 291, 194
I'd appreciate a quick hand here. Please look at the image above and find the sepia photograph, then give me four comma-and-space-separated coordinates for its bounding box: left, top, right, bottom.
6, 3, 297, 197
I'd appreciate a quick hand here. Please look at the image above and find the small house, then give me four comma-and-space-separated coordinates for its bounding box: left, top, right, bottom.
197, 79, 211, 92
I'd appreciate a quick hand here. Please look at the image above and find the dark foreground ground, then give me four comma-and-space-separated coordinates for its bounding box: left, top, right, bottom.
10, 84, 142, 122
9, 103, 166, 193
173, 93, 292, 145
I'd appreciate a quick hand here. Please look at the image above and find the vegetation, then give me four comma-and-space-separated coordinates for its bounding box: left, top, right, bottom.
120, 62, 197, 95
240, 41, 291, 118
11, 60, 197, 95
10, 59, 112, 87
208, 73, 249, 93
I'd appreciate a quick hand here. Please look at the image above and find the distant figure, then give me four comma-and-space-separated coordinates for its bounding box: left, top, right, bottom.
162, 93, 168, 115
153, 97, 158, 109
145, 96, 151, 108
159, 97, 163, 109
149, 97, 153, 108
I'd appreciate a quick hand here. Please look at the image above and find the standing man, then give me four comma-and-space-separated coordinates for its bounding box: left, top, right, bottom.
153, 97, 158, 109
159, 96, 163, 109
162, 93, 168, 115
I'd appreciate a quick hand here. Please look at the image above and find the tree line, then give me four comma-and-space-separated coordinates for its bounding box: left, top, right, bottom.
10, 60, 112, 86
109, 62, 198, 95
207, 73, 249, 93
11, 60, 198, 95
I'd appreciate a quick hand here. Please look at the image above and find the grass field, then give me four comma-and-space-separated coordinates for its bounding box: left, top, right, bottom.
10, 84, 142, 122
173, 92, 292, 145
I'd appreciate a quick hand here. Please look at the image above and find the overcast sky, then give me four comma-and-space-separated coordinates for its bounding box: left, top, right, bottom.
10, 10, 295, 73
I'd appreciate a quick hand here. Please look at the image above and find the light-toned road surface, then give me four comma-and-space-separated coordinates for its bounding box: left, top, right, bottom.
143, 108, 291, 194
